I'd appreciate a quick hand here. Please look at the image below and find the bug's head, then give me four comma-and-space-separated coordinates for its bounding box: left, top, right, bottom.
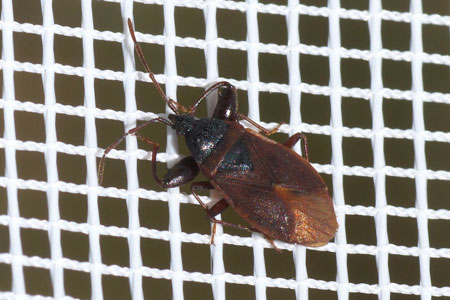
168, 114, 197, 136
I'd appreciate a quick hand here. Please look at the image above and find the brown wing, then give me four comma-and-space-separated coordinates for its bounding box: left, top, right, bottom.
209, 129, 338, 246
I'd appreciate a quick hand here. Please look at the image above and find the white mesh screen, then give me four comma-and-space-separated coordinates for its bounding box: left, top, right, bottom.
1, 0, 450, 299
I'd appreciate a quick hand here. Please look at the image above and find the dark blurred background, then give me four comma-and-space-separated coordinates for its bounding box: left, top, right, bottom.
1, 0, 449, 299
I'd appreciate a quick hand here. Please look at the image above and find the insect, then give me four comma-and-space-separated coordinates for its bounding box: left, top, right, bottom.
98, 19, 338, 249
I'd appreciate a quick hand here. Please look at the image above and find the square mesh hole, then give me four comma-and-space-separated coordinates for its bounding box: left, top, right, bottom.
94, 39, 124, 72
0, 187, 6, 215
55, 114, 84, 146
21, 228, 50, 258
184, 282, 213, 300
100, 235, 130, 267
175, 6, 205, 38
176, 47, 206, 78
217, 8, 247, 41
60, 192, 87, 223
143, 278, 172, 299
382, 60, 412, 91
341, 18, 369, 50
299, 54, 329, 86
424, 102, 450, 132
24, 266, 53, 297
389, 254, 420, 286
381, 0, 409, 12
57, 152, 87, 185
0, 225, 9, 253
382, 20, 411, 51
341, 58, 370, 89
182, 242, 211, 273
427, 180, 450, 211
226, 283, 255, 299
423, 63, 450, 93
349, 295, 378, 300
14, 32, 42, 64
301, 94, 331, 126
0, 263, 11, 291
387, 215, 418, 247
139, 198, 169, 231
348, 253, 378, 285
259, 53, 289, 84
299, 13, 329, 46
341, 0, 368, 10
267, 287, 296, 300
95, 78, 125, 111
99, 196, 128, 228
258, 12, 287, 45
92, 1, 122, 32
15, 111, 45, 143
346, 215, 376, 245
223, 243, 254, 276
141, 238, 170, 270
54, 0, 81, 27
54, 35, 83, 67
383, 98, 412, 130
134, 3, 164, 35
16, 151, 46, 181
13, 0, 42, 24
429, 219, 450, 249
218, 48, 247, 80
385, 176, 415, 208
259, 92, 289, 124
310, 289, 338, 300
384, 138, 415, 169
14, 71, 44, 104
430, 257, 450, 287
344, 176, 375, 207
307, 133, 332, 165
102, 274, 132, 300
342, 137, 373, 167
61, 230, 89, 262
18, 190, 48, 220
65, 269, 91, 299
426, 141, 450, 171
306, 249, 337, 281
265, 248, 296, 279
55, 73, 84, 107
342, 97, 372, 129
423, 23, 450, 55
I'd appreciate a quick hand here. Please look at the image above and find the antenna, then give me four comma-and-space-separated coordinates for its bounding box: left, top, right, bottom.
127, 18, 180, 114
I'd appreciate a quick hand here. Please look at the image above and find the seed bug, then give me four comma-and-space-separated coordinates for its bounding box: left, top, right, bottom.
98, 19, 338, 249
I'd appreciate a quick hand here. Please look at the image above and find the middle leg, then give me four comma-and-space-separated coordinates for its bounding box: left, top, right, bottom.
191, 181, 252, 244
237, 113, 282, 136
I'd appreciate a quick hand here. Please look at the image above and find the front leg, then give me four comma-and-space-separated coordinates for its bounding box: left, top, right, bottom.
98, 117, 172, 185
130, 132, 199, 189
237, 113, 282, 136
161, 156, 199, 188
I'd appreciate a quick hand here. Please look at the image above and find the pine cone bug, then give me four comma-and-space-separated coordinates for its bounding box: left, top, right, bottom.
98, 19, 338, 249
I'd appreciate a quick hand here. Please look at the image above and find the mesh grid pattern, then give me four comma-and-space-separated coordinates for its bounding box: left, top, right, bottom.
1, 0, 450, 299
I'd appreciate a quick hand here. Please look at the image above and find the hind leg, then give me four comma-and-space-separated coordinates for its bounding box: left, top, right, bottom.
283, 132, 309, 161
191, 182, 252, 244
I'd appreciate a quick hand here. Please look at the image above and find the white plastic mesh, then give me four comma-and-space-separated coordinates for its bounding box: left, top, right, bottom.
1, 0, 450, 299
